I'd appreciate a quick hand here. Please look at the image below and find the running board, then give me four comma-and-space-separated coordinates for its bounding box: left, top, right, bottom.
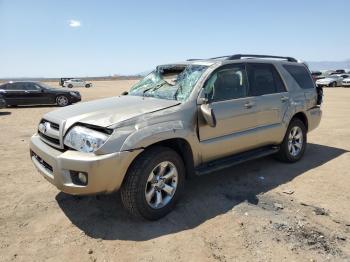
195, 146, 279, 176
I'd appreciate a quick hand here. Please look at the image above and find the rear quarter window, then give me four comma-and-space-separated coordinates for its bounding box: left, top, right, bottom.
283, 65, 315, 89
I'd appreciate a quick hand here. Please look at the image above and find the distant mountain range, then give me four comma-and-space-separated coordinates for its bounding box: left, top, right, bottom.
1, 60, 349, 81
307, 59, 350, 71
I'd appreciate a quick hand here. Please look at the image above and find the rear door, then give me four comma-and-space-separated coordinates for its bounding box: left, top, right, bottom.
246, 63, 289, 145
3, 83, 29, 105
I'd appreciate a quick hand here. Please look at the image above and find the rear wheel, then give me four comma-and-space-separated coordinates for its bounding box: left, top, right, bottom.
85, 84, 91, 88
68, 84, 73, 88
121, 146, 185, 220
276, 118, 307, 163
56, 95, 69, 107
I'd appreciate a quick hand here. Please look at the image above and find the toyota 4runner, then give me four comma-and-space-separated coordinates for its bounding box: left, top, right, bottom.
30, 54, 322, 220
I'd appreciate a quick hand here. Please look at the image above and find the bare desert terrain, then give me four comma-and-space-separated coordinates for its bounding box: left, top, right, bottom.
0, 81, 349, 261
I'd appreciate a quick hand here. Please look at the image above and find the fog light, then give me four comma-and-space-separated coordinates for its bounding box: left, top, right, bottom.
70, 171, 88, 186
78, 172, 87, 185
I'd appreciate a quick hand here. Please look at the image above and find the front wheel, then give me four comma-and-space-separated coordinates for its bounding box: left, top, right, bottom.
330, 82, 337, 87
121, 146, 185, 220
56, 95, 69, 107
275, 118, 307, 163
85, 84, 91, 88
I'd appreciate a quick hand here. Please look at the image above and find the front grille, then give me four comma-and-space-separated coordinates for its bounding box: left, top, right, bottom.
38, 131, 60, 145
38, 119, 62, 149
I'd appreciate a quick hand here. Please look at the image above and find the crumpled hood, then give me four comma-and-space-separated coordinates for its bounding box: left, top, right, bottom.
45, 95, 180, 128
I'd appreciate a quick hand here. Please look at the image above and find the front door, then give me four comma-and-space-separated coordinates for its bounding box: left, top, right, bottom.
198, 64, 259, 162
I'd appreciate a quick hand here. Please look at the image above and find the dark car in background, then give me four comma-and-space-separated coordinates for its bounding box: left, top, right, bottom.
0, 92, 6, 109
0, 81, 81, 107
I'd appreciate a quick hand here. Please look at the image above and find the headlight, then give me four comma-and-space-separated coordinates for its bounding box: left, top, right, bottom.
69, 91, 78, 96
64, 126, 110, 153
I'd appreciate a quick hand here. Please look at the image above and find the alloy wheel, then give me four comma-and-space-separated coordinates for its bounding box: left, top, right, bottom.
288, 126, 303, 157
145, 161, 178, 209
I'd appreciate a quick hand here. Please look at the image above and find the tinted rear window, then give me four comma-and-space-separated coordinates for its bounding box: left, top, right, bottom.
283, 65, 315, 89
246, 63, 286, 96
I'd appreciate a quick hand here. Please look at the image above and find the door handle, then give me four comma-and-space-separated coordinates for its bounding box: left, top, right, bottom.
24, 90, 29, 93
244, 101, 255, 109
281, 96, 289, 102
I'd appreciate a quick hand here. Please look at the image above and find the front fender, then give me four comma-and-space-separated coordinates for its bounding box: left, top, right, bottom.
120, 120, 189, 151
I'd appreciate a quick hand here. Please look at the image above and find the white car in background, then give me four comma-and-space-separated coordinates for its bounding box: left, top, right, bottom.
315, 75, 343, 87
342, 75, 350, 87
63, 79, 92, 88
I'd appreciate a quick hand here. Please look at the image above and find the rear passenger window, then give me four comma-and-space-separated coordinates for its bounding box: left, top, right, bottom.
283, 65, 315, 89
246, 63, 286, 96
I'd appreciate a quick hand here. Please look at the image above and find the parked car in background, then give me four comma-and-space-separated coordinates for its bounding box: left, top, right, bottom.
63, 79, 92, 88
311, 71, 324, 81
59, 78, 73, 86
0, 91, 6, 109
338, 74, 350, 79
315, 75, 343, 87
30, 54, 322, 220
330, 69, 346, 75
342, 77, 350, 87
0, 81, 81, 107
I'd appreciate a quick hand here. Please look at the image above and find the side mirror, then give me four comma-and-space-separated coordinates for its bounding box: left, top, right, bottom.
121, 91, 128, 95
200, 103, 216, 127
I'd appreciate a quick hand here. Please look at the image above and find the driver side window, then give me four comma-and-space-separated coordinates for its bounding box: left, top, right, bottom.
203, 64, 248, 102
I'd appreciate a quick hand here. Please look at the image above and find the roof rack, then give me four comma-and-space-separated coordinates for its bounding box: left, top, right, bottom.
187, 54, 298, 63
186, 58, 203, 61
227, 54, 298, 62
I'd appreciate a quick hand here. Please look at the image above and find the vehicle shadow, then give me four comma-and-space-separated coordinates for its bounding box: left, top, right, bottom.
8, 105, 58, 108
0, 111, 11, 116
56, 143, 347, 241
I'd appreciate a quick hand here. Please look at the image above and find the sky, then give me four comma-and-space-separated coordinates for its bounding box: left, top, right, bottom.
0, 0, 349, 78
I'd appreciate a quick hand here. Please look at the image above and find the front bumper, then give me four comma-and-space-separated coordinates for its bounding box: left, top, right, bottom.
70, 96, 81, 103
30, 134, 141, 195
342, 82, 350, 87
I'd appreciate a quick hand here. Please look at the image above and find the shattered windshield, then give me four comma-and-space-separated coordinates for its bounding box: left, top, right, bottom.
128, 64, 208, 101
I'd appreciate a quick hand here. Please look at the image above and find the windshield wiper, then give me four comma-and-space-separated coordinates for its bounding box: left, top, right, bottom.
173, 84, 183, 100
142, 82, 168, 97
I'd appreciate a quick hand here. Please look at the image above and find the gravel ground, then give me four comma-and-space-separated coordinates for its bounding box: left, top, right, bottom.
0, 81, 349, 261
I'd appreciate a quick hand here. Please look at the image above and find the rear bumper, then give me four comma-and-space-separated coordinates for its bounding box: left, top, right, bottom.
30, 134, 141, 195
306, 107, 322, 132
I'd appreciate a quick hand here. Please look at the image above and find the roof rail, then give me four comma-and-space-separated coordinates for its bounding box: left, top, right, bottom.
186, 58, 203, 61
227, 54, 298, 62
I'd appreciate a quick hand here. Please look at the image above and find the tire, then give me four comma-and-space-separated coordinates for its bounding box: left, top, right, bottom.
68, 84, 73, 88
275, 118, 307, 163
56, 95, 69, 107
121, 146, 185, 220
330, 82, 337, 87
85, 84, 91, 88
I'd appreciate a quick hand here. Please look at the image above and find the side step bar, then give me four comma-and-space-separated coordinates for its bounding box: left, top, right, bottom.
195, 146, 279, 176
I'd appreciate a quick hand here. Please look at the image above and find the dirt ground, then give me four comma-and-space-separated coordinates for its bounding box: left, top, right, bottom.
0, 81, 349, 262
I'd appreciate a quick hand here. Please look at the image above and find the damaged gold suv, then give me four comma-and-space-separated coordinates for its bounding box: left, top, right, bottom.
30, 54, 322, 220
